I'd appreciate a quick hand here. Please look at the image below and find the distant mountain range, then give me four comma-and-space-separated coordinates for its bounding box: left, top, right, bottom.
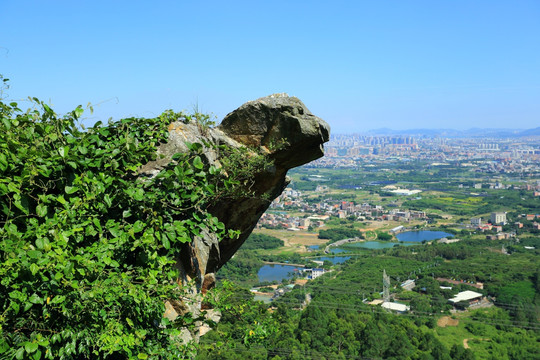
364, 127, 540, 138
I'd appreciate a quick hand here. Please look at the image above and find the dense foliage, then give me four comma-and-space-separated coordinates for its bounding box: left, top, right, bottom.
240, 234, 284, 250
0, 89, 243, 358
318, 227, 363, 243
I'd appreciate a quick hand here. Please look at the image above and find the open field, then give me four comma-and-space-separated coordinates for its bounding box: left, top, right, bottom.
252, 228, 326, 253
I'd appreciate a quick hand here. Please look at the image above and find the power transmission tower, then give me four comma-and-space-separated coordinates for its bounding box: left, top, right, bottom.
383, 269, 390, 302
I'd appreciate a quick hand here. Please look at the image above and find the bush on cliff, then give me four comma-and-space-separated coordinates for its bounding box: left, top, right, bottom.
0, 82, 240, 358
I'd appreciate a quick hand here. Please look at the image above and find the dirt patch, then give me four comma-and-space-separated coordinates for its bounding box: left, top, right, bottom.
437, 316, 459, 327
254, 229, 328, 248
463, 338, 489, 349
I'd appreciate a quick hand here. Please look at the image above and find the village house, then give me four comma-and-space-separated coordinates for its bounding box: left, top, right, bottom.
486, 232, 515, 240
381, 302, 410, 313
304, 268, 325, 280
470, 217, 482, 227
448, 290, 483, 308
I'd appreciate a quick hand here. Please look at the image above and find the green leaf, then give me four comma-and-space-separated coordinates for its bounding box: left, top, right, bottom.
78, 145, 88, 155
137, 354, 149, 359
132, 220, 145, 233
133, 188, 144, 201
42, 103, 53, 115
65, 186, 79, 194
23, 302, 33, 312
193, 156, 204, 169
51, 333, 62, 344
15, 347, 24, 360
58, 146, 69, 158
11, 301, 20, 315
1, 117, 11, 130
30, 263, 39, 275
74, 106, 84, 119
104, 194, 112, 207
27, 250, 41, 259
50, 295, 65, 304
36, 238, 45, 249
24, 342, 39, 353
14, 195, 30, 214
7, 182, 18, 193
0, 338, 9, 354
109, 225, 122, 238
92, 217, 102, 231
28, 293, 42, 304
162, 236, 170, 249
209, 165, 220, 175
0, 153, 7, 171
36, 204, 47, 217
32, 350, 42, 360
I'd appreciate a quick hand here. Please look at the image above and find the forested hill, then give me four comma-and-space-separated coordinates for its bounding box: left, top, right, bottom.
196, 237, 540, 359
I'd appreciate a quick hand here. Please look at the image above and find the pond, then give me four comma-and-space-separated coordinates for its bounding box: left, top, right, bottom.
253, 294, 273, 304
345, 241, 418, 250
396, 230, 453, 242
314, 256, 351, 264
257, 264, 299, 283
329, 247, 349, 254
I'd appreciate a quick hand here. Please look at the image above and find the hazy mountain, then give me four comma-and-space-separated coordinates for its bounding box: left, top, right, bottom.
518, 127, 540, 136
365, 127, 537, 138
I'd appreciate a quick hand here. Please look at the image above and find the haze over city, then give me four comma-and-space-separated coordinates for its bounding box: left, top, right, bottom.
1, 1, 539, 133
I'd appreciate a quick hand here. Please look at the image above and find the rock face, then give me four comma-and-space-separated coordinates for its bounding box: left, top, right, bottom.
140, 93, 329, 340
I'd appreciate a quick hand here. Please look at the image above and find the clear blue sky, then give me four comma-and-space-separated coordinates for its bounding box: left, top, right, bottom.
2, 1, 539, 133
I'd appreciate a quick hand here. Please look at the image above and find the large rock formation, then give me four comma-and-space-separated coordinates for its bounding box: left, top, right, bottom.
139, 93, 329, 339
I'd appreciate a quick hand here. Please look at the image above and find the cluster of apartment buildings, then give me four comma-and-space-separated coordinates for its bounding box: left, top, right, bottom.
469, 211, 540, 239
308, 134, 540, 175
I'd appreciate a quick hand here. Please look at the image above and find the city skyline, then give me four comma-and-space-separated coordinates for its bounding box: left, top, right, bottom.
2, 1, 539, 133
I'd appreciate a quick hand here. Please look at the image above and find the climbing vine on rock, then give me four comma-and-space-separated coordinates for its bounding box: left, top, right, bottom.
0, 87, 242, 359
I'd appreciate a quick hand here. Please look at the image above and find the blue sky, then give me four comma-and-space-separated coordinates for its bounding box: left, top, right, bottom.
1, 1, 539, 133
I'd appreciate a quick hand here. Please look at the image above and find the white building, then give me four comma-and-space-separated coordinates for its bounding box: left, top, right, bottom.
490, 212, 507, 225
305, 268, 325, 280
471, 217, 482, 227
448, 290, 483, 307
381, 301, 410, 313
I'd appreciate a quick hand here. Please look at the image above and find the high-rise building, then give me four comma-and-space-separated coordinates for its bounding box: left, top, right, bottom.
490, 212, 507, 225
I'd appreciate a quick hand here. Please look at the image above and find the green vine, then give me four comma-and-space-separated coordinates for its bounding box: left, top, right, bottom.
0, 88, 255, 359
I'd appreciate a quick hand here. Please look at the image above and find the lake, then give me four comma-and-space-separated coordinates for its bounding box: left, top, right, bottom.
396, 230, 453, 242
257, 264, 299, 283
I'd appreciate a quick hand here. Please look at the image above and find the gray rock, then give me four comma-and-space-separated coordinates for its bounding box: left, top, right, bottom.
140, 93, 329, 339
